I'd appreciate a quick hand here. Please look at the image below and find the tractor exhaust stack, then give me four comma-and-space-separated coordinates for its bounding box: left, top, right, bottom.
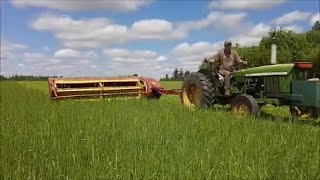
271, 44, 277, 64
271, 30, 277, 64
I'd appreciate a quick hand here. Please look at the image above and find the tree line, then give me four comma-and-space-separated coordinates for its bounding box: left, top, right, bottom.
0, 75, 62, 81
234, 20, 320, 77
162, 20, 320, 79
160, 68, 191, 81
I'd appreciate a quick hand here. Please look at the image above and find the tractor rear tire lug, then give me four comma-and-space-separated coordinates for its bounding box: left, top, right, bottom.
180, 72, 215, 108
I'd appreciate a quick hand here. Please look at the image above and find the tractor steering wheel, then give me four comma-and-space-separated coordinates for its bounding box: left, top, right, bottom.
230, 61, 247, 72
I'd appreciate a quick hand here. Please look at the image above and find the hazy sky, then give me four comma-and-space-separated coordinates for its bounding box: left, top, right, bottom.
1, 0, 319, 78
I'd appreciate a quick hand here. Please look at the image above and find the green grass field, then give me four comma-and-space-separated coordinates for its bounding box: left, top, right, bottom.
1, 81, 320, 179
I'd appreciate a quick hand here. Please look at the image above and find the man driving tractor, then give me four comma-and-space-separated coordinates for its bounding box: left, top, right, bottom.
205, 40, 247, 96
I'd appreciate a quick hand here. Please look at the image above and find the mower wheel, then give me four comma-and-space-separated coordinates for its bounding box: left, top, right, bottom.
290, 106, 319, 120
231, 94, 259, 117
313, 109, 320, 119
181, 72, 214, 108
147, 89, 162, 100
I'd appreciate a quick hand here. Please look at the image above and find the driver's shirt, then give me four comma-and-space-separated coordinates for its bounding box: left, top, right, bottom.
211, 48, 242, 71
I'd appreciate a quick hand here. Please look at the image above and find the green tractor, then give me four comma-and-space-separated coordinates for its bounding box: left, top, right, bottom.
181, 60, 320, 119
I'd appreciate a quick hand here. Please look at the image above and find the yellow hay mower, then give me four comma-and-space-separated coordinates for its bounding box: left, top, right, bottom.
48, 76, 181, 100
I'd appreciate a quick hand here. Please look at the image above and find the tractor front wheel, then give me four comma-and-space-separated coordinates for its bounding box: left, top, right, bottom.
231, 94, 259, 117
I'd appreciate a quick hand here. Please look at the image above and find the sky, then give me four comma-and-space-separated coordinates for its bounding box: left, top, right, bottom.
1, 0, 319, 79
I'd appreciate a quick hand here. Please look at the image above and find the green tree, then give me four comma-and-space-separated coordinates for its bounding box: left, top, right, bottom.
306, 29, 320, 46
165, 73, 169, 80
172, 68, 179, 80
235, 46, 267, 67
178, 68, 184, 80
0, 75, 7, 81
304, 22, 320, 77
184, 70, 191, 78
312, 20, 320, 31
258, 28, 310, 64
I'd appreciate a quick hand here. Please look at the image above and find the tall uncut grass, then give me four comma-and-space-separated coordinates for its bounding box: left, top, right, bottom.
1, 81, 319, 179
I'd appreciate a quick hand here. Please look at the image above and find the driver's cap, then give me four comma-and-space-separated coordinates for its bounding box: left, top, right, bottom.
224, 40, 232, 46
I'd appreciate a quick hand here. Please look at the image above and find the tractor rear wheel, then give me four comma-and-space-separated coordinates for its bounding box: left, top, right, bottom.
231, 94, 259, 117
181, 72, 214, 108
290, 106, 319, 120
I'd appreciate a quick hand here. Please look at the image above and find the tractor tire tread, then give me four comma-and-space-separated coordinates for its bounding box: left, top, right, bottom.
181, 72, 215, 108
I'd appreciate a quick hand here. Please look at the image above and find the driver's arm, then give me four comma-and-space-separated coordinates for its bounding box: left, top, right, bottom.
207, 52, 220, 64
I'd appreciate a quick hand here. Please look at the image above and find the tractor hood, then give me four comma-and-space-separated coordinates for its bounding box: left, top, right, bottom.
234, 64, 294, 77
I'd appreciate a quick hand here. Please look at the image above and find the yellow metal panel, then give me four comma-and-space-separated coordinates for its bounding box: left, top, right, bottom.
56, 86, 144, 92
55, 79, 141, 84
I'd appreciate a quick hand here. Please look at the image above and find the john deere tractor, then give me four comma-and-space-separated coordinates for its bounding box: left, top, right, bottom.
181, 60, 320, 119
